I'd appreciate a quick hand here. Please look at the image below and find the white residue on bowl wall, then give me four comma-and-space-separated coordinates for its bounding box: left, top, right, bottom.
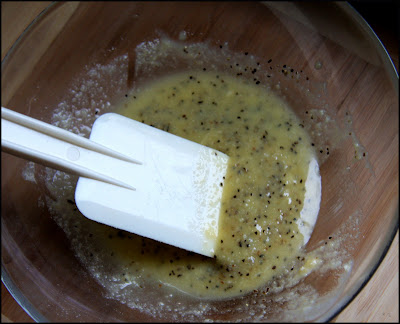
22, 161, 37, 183
178, 30, 187, 41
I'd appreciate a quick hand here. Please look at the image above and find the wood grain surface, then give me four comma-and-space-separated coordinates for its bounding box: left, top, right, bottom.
1, 2, 398, 322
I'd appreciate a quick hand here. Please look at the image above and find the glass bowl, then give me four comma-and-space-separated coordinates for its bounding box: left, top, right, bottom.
2, 2, 398, 322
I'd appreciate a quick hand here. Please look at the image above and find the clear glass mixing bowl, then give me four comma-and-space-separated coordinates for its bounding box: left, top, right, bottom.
2, 2, 398, 322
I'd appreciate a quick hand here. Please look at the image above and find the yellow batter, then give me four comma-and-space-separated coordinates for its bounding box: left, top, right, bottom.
95, 70, 318, 299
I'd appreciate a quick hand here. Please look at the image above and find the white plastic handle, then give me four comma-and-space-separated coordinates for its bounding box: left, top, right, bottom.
1, 107, 138, 190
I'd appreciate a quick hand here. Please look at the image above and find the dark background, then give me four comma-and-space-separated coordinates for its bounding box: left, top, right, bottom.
350, 0, 399, 70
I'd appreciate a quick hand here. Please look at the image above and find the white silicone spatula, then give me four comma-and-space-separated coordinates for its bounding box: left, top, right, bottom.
1, 107, 229, 257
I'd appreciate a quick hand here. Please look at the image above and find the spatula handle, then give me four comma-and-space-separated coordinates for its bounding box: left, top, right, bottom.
1, 107, 140, 164
1, 107, 136, 190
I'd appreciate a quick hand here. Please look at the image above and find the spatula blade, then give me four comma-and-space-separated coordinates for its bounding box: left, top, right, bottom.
75, 113, 229, 257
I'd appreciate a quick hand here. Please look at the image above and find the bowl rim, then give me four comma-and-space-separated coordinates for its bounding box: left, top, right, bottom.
323, 4, 399, 320
1, 2, 398, 322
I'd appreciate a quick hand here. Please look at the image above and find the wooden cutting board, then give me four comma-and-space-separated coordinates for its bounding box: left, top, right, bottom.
1, 2, 398, 322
